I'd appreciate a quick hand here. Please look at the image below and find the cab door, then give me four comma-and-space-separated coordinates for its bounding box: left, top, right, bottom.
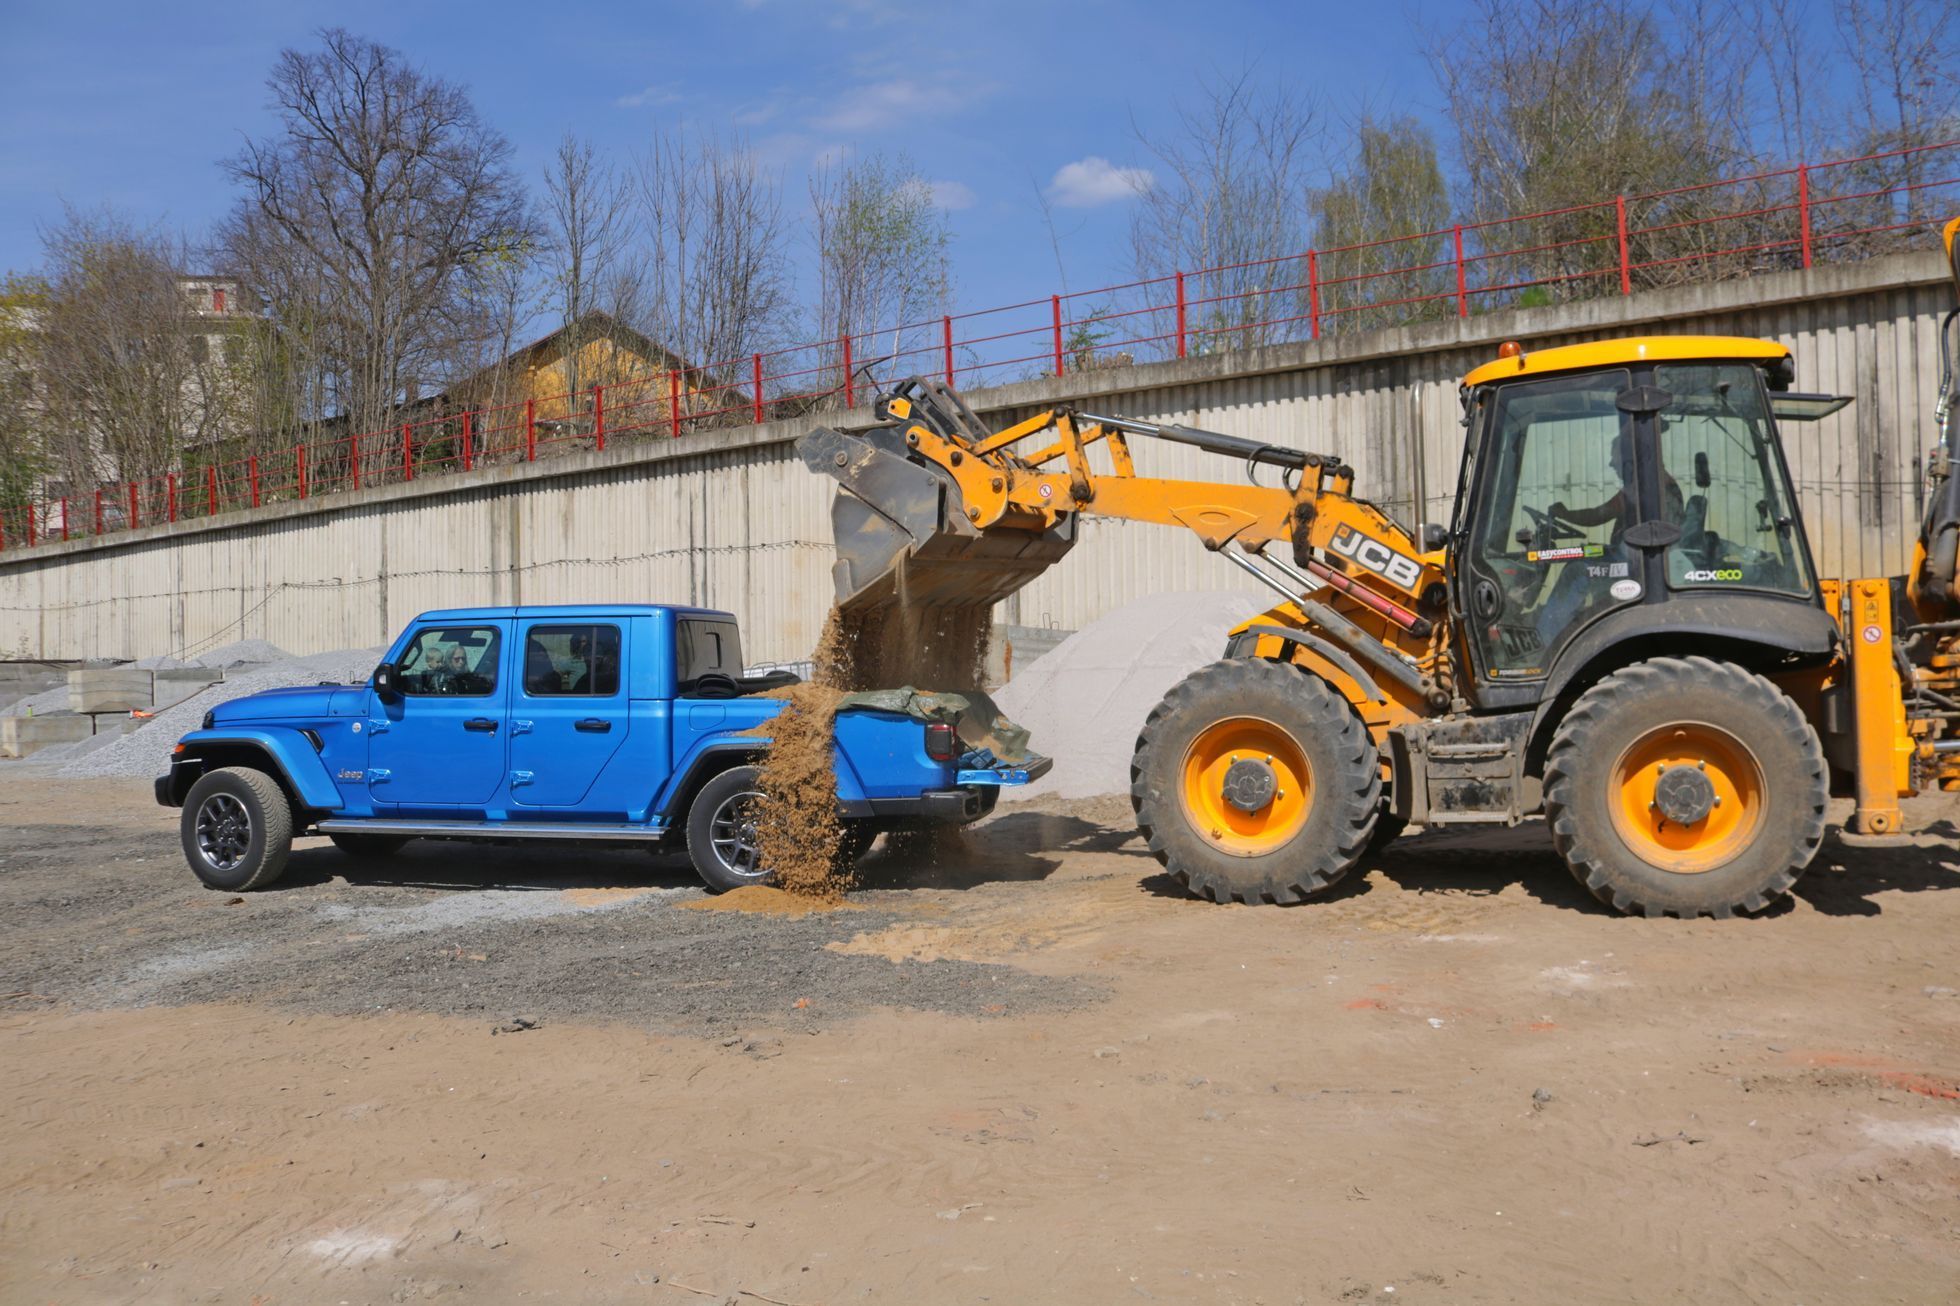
368, 620, 511, 813
1459, 369, 1641, 688
507, 620, 630, 809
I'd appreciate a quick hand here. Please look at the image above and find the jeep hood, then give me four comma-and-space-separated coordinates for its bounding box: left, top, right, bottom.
208, 684, 367, 723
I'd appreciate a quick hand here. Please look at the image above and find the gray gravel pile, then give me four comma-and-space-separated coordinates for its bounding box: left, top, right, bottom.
57, 645, 384, 779
993, 590, 1265, 801
8, 638, 297, 720
133, 637, 291, 671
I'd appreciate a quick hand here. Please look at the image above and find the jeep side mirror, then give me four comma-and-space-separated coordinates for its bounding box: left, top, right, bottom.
372, 662, 402, 704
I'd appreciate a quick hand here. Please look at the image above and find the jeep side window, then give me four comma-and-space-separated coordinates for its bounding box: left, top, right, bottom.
400, 626, 501, 696
523, 624, 621, 697
676, 619, 743, 694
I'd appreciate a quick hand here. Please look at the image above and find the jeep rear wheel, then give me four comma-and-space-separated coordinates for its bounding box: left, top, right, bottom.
687, 767, 770, 892
180, 766, 293, 892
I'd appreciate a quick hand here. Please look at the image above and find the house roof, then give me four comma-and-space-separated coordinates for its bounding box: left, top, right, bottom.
452, 312, 698, 395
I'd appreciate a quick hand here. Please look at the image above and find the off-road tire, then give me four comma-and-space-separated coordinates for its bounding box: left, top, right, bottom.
180, 766, 294, 892
1131, 658, 1381, 904
687, 766, 771, 893
1543, 656, 1827, 918
328, 833, 411, 858
685, 767, 872, 893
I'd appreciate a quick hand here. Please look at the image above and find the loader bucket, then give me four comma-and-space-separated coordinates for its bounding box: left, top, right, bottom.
797, 425, 1076, 613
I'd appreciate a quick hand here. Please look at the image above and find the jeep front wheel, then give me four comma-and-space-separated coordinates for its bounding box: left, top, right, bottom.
180, 766, 294, 892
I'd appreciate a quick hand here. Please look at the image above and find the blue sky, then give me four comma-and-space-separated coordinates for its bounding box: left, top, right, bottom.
0, 0, 1464, 317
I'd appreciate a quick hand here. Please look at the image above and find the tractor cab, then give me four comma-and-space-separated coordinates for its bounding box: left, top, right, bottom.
1450, 337, 1840, 711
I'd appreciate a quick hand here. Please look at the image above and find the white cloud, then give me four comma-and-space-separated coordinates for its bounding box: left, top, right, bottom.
614, 84, 681, 110
927, 180, 976, 211
1047, 156, 1153, 208
811, 81, 932, 133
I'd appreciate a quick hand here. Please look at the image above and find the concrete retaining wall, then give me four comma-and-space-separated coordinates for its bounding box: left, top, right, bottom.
0, 253, 1947, 664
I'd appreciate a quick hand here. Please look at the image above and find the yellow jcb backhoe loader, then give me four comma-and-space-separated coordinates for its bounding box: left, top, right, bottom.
795, 219, 1960, 918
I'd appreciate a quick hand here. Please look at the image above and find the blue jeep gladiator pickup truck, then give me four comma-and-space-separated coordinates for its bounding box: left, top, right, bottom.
155, 604, 1045, 893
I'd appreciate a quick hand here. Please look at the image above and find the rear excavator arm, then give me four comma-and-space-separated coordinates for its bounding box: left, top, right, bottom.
1907, 216, 1960, 621
797, 378, 1451, 723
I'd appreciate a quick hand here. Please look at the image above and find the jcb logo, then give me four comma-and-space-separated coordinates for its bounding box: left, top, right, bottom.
1329, 525, 1423, 592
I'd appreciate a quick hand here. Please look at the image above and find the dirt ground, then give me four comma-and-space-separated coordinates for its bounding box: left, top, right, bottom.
3, 775, 1958, 1305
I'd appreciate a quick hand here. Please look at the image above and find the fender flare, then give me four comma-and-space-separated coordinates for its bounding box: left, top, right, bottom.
654, 739, 767, 821
1233, 624, 1387, 705
170, 728, 345, 812
1524, 594, 1840, 770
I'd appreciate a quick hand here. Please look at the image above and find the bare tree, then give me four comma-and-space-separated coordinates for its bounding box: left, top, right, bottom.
29, 209, 243, 495
630, 126, 794, 417
218, 28, 533, 439
542, 134, 641, 402
1310, 115, 1452, 333
1129, 69, 1322, 350
1739, 0, 1826, 163
809, 152, 950, 389
0, 273, 51, 510
1834, 0, 1958, 231
1429, 0, 1750, 295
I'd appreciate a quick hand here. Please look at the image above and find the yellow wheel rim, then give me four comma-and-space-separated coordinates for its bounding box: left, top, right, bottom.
1179, 716, 1312, 857
1609, 722, 1765, 873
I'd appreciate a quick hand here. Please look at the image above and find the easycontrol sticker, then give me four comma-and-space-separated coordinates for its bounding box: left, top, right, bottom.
1609, 579, 1643, 601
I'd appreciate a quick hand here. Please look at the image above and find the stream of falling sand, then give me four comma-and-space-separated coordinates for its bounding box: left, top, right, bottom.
750, 605, 991, 898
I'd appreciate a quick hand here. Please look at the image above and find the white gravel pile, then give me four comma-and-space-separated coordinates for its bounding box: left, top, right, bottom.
993, 590, 1265, 801
57, 645, 385, 780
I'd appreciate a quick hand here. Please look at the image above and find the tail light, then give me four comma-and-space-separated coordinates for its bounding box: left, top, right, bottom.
924, 722, 957, 762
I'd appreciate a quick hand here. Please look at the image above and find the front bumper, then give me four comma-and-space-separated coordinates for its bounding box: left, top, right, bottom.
154, 772, 178, 808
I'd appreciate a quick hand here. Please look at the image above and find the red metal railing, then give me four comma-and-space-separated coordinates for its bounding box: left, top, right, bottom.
2, 139, 1954, 553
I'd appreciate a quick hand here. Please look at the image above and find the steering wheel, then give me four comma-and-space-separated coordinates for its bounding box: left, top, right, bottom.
1521, 504, 1584, 546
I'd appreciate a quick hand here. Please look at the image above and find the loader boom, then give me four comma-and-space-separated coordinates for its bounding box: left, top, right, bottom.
798, 381, 1450, 719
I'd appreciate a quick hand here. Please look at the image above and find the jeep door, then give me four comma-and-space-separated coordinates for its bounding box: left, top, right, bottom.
507, 619, 629, 808
367, 620, 512, 812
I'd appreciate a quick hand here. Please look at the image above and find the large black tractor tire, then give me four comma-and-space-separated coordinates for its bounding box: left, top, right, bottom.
1543, 656, 1827, 918
179, 766, 294, 892
1131, 658, 1381, 904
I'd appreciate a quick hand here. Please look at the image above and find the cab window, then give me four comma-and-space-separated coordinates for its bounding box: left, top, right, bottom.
1653, 363, 1814, 597
677, 619, 743, 694
523, 624, 621, 697
400, 626, 500, 696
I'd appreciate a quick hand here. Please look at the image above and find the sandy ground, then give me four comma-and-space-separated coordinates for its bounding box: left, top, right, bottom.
3, 776, 1958, 1304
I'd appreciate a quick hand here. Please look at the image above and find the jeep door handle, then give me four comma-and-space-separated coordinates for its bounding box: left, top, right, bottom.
464, 717, 499, 733
575, 718, 612, 733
